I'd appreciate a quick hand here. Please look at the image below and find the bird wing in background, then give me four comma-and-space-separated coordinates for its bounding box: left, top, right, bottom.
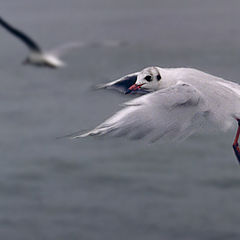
47, 42, 87, 57
0, 16, 41, 52
49, 40, 128, 58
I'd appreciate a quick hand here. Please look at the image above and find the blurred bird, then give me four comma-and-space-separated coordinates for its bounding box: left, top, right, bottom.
0, 16, 126, 69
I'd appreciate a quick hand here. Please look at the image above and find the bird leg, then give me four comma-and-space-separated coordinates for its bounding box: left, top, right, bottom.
232, 119, 240, 163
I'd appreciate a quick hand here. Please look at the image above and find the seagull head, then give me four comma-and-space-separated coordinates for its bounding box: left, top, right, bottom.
126, 66, 161, 94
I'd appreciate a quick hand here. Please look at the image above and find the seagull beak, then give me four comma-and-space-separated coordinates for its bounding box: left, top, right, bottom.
125, 83, 145, 94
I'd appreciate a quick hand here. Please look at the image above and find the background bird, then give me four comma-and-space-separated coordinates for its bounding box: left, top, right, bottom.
0, 16, 125, 69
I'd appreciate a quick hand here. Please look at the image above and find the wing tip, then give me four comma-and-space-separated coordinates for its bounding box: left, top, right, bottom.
56, 129, 92, 140
71, 131, 92, 138
94, 83, 108, 90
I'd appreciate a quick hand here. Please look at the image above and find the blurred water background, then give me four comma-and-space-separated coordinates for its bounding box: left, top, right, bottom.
1, 0, 240, 239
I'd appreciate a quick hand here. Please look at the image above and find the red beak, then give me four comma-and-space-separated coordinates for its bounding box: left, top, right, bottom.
125, 83, 145, 94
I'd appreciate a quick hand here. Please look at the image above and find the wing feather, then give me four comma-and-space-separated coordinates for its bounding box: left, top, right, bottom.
78, 83, 207, 142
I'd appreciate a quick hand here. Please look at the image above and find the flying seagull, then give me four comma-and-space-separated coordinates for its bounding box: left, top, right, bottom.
76, 66, 240, 163
0, 16, 87, 68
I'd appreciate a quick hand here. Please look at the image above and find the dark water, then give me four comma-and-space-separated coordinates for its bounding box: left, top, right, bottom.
1, 0, 240, 239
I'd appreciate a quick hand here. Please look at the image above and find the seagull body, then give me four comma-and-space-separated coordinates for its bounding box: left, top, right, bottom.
0, 16, 82, 68
23, 52, 65, 68
79, 67, 240, 156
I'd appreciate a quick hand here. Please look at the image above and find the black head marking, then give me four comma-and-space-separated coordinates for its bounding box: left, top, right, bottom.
144, 75, 152, 82
156, 74, 161, 81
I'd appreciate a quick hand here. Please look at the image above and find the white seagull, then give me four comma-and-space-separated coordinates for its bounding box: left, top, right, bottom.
0, 16, 86, 68
79, 66, 240, 163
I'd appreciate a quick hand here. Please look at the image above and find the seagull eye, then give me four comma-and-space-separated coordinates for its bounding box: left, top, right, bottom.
156, 74, 161, 81
144, 75, 152, 82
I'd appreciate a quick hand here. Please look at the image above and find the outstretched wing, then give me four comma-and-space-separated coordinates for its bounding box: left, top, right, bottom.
0, 17, 41, 52
50, 40, 129, 57
78, 83, 207, 142
48, 42, 87, 57
96, 72, 149, 94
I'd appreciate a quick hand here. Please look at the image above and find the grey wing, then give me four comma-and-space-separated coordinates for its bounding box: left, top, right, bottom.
78, 83, 206, 142
96, 72, 149, 94
88, 40, 128, 48
50, 40, 128, 57
48, 42, 86, 57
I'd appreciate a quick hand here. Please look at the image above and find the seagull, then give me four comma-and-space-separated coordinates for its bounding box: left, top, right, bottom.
77, 66, 240, 163
0, 16, 86, 68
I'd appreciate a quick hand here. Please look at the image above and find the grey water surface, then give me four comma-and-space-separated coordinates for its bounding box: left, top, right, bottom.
1, 0, 240, 239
